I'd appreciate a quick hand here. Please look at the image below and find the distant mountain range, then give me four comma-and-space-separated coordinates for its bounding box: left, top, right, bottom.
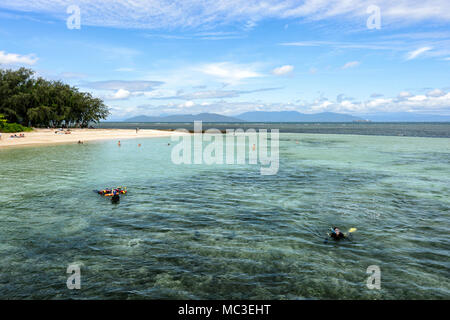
123, 111, 450, 122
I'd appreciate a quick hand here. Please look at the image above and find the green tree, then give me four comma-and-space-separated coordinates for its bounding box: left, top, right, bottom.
0, 67, 110, 127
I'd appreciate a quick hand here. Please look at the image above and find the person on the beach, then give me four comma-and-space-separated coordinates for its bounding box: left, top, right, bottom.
328, 227, 346, 240
118, 141, 121, 147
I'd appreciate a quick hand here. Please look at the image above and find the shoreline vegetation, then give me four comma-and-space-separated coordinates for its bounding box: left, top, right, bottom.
0, 114, 33, 133
0, 67, 109, 129
0, 66, 123, 147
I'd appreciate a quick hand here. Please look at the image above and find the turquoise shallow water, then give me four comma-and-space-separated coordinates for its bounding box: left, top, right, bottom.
0, 133, 449, 299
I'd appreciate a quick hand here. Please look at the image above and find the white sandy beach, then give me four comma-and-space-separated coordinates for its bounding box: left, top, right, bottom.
0, 128, 187, 149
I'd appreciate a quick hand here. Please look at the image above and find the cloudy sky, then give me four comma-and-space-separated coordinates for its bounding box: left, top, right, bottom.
1, 0, 450, 119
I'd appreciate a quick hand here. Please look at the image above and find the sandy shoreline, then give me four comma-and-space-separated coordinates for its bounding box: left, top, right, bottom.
0, 128, 188, 149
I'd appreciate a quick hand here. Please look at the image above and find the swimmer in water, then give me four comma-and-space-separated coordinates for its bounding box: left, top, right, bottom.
111, 190, 120, 203
328, 227, 346, 240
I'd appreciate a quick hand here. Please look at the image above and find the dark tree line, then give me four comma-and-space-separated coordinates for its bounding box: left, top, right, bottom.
0, 68, 109, 128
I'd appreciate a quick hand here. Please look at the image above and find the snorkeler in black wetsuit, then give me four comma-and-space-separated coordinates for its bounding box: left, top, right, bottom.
329, 227, 346, 240
111, 190, 120, 203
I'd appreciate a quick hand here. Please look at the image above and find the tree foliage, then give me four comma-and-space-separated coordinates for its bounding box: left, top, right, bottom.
0, 68, 110, 127
0, 113, 32, 133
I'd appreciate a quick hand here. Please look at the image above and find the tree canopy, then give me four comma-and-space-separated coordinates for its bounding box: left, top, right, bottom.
0, 67, 110, 128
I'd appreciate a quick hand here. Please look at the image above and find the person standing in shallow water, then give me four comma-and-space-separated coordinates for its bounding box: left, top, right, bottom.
118, 141, 121, 147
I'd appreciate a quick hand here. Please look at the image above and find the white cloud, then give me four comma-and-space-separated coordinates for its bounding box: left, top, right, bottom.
0, 50, 38, 65
83, 80, 163, 91
2, 1, 450, 29
337, 94, 354, 103
406, 47, 432, 60
427, 89, 445, 97
109, 89, 131, 100
151, 87, 279, 100
180, 101, 195, 108
281, 41, 395, 50
84, 80, 164, 101
281, 39, 450, 61
398, 91, 413, 98
272, 65, 294, 76
342, 61, 360, 69
108, 88, 450, 118
198, 62, 262, 84
307, 89, 450, 114
408, 94, 427, 102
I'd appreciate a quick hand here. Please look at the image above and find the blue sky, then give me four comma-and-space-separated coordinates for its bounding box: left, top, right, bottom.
1, 0, 450, 120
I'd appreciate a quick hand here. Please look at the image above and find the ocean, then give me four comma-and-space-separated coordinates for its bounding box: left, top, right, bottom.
97, 122, 450, 138
0, 123, 449, 299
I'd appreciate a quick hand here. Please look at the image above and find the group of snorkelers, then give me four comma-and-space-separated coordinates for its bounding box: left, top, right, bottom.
95, 183, 355, 241
97, 187, 127, 204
